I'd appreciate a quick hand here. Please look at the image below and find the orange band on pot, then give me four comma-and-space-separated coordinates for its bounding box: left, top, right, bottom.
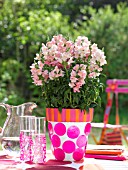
46, 108, 94, 122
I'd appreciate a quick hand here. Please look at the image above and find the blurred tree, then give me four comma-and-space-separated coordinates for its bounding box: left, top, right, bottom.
42, 0, 128, 22
0, 0, 4, 8
0, 0, 73, 108
90, 0, 128, 10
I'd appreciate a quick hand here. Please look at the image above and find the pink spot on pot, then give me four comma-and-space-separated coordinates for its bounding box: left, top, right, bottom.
51, 135, 61, 147
54, 148, 65, 161
73, 148, 84, 161
67, 126, 80, 139
62, 141, 75, 153
48, 122, 53, 133
76, 135, 87, 148
54, 123, 66, 136
84, 123, 91, 135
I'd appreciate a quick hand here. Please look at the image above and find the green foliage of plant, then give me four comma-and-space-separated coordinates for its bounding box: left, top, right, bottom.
42, 72, 103, 111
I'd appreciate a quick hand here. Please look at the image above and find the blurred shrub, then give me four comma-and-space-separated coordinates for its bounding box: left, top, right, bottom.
0, 0, 73, 108
0, 59, 25, 104
76, 3, 128, 78
75, 3, 128, 122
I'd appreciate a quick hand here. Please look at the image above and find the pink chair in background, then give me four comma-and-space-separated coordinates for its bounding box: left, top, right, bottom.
91, 79, 128, 145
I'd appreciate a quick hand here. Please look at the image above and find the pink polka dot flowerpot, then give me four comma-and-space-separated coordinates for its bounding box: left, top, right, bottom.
46, 108, 93, 161
48, 121, 91, 161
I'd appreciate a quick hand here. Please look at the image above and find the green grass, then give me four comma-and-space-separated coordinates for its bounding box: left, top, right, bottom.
0, 145, 2, 150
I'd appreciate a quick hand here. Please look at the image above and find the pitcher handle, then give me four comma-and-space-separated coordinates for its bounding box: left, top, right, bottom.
0, 103, 12, 135
0, 103, 12, 115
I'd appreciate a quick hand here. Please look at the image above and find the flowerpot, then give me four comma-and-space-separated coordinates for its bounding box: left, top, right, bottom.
46, 108, 93, 161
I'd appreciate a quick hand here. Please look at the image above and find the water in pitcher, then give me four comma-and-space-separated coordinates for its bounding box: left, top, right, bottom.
1, 137, 20, 157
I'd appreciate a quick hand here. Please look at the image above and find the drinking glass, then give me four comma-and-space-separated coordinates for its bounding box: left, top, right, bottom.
33, 117, 46, 164
19, 116, 36, 162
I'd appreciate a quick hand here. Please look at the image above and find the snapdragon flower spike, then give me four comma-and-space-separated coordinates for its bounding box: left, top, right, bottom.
69, 64, 87, 92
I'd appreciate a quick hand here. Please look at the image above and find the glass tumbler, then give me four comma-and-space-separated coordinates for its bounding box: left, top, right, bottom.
33, 117, 46, 164
19, 116, 36, 162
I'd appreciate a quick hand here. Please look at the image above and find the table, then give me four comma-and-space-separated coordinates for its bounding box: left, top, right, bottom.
91, 122, 128, 130
0, 150, 128, 170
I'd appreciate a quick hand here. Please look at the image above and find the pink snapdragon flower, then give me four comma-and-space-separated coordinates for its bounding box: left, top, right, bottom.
69, 64, 87, 92
30, 64, 42, 85
34, 53, 42, 60
30, 64, 42, 76
49, 66, 64, 80
67, 57, 74, 65
88, 72, 100, 78
42, 70, 49, 82
42, 44, 48, 56
66, 40, 73, 48
34, 79, 42, 86
42, 35, 75, 69
38, 61, 44, 70
74, 36, 91, 60
91, 43, 107, 66
52, 34, 66, 44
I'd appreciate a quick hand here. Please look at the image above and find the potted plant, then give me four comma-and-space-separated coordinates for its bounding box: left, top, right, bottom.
30, 34, 107, 161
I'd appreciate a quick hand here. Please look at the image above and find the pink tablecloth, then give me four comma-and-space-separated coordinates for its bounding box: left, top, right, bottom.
0, 151, 104, 170
0, 151, 128, 170
0, 155, 75, 170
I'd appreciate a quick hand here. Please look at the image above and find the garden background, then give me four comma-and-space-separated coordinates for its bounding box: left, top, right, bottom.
0, 0, 128, 130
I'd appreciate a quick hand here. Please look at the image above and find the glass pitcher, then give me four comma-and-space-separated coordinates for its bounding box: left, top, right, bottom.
0, 102, 37, 157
